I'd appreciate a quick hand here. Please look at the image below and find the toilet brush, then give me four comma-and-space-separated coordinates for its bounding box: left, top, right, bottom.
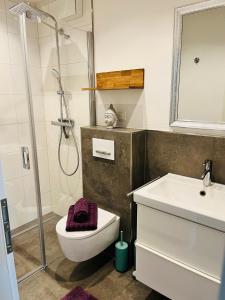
115, 230, 128, 272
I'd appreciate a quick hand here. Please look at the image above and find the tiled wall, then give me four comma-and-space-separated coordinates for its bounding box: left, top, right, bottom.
0, 0, 52, 229
81, 126, 146, 241
146, 130, 225, 185
37, 0, 92, 216
81, 127, 225, 239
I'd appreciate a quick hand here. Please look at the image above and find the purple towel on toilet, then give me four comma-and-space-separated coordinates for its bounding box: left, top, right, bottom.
66, 203, 98, 232
61, 286, 97, 300
74, 198, 89, 223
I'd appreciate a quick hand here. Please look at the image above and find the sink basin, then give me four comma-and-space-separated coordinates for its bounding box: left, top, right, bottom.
134, 173, 225, 232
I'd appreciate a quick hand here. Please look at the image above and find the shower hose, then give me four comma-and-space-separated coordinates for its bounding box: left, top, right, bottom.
58, 91, 80, 176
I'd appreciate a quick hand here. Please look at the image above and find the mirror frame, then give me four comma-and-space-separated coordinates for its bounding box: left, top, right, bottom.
170, 0, 225, 131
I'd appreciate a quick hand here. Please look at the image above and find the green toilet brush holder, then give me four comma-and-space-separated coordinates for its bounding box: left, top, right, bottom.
115, 230, 128, 272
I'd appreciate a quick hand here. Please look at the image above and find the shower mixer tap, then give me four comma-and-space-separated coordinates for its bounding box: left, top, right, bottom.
57, 90, 64, 95
51, 119, 74, 139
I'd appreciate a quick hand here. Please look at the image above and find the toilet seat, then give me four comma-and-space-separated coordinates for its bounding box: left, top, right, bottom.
56, 208, 117, 239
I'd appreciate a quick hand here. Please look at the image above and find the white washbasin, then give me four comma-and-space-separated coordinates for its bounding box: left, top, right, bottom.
134, 173, 225, 232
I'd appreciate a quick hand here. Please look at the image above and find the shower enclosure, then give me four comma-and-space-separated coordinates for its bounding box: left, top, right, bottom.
0, 0, 94, 284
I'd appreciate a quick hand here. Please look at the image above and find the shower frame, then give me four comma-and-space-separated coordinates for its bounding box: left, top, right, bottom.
18, 13, 47, 284
17, 7, 71, 284
15, 4, 96, 284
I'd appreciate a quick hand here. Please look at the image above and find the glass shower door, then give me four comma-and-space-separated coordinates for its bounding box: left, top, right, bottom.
0, 7, 45, 282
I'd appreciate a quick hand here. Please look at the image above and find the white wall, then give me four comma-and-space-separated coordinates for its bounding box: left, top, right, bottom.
38, 0, 92, 216
0, 0, 52, 230
93, 0, 207, 131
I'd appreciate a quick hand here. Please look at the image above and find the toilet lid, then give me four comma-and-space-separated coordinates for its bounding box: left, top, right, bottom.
56, 208, 117, 240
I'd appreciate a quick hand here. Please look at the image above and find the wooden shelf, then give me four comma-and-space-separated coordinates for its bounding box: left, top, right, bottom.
82, 68, 144, 91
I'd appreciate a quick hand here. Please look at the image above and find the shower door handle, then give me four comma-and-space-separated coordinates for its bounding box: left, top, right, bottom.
21, 146, 30, 170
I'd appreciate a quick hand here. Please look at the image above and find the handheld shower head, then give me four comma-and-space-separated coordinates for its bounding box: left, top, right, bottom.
51, 68, 60, 80
51, 68, 63, 92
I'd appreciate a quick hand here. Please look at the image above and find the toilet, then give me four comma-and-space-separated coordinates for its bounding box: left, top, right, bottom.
56, 208, 120, 262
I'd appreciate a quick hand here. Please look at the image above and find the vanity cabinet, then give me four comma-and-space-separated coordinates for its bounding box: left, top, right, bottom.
134, 204, 224, 300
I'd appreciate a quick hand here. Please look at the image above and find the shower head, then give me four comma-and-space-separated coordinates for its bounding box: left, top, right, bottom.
51, 68, 61, 80
51, 68, 63, 91
9, 2, 70, 39
9, 2, 49, 21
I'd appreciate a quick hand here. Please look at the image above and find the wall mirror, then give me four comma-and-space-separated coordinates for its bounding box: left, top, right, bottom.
170, 0, 225, 131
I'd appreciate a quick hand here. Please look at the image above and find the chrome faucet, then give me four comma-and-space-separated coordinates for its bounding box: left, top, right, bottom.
201, 160, 213, 187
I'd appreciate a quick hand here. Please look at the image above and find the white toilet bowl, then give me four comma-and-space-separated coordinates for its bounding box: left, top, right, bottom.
56, 208, 120, 262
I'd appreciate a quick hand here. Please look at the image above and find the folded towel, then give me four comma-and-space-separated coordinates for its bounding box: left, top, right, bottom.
61, 286, 97, 300
74, 198, 89, 223
66, 203, 98, 232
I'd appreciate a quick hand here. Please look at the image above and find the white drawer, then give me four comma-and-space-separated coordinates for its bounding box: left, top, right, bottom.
137, 204, 225, 279
135, 242, 220, 300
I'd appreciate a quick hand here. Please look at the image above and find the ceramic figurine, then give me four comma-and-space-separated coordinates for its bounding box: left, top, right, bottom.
104, 104, 118, 129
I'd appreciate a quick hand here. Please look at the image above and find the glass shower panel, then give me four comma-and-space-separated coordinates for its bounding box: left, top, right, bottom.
0, 8, 43, 281
26, 19, 53, 219
36, 0, 92, 266
24, 15, 56, 267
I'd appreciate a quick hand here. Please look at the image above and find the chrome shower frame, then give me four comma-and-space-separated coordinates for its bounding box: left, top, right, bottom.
88, 0, 96, 126
12, 1, 96, 282
18, 13, 47, 283
87, 31, 96, 126
14, 4, 68, 284
17, 7, 69, 283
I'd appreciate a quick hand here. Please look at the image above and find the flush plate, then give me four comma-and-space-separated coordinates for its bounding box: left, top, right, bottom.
92, 138, 115, 161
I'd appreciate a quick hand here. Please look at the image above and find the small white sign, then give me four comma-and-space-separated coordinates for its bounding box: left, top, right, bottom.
92, 138, 115, 161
